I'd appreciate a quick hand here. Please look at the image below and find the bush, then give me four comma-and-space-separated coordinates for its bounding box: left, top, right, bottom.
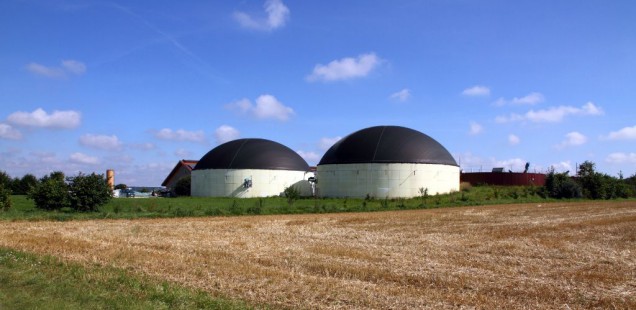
0, 183, 12, 211
29, 172, 71, 211
283, 186, 300, 206
10, 174, 38, 195
29, 172, 112, 212
174, 176, 191, 197
67, 173, 113, 212
544, 170, 582, 199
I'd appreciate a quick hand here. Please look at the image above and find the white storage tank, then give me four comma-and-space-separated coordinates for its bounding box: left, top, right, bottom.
317, 126, 459, 198
192, 138, 312, 198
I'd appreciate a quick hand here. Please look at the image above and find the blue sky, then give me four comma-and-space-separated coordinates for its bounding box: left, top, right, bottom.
1, 0, 635, 186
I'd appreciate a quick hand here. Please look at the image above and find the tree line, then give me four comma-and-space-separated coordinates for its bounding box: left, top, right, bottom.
0, 171, 112, 212
1, 160, 635, 213
544, 160, 636, 199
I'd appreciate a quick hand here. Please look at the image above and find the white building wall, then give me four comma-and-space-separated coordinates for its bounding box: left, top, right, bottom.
192, 169, 312, 198
316, 163, 459, 198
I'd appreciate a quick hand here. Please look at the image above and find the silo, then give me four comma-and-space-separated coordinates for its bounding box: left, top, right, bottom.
106, 169, 115, 190
317, 126, 459, 198
192, 138, 312, 198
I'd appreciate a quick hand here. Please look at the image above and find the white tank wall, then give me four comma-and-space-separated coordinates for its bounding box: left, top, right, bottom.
316, 163, 459, 198
192, 169, 312, 198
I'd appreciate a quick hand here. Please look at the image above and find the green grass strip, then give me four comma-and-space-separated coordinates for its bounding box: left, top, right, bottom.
0, 247, 253, 310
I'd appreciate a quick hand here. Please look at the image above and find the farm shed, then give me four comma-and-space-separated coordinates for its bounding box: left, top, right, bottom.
317, 125, 459, 198
161, 159, 198, 192
191, 138, 312, 198
461, 172, 546, 186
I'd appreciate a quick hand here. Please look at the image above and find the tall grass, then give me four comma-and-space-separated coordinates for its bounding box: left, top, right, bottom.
0, 186, 574, 221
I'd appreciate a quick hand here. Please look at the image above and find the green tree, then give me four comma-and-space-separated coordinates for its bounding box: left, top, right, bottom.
14, 174, 38, 195
29, 172, 70, 211
67, 173, 112, 212
0, 171, 11, 188
114, 183, 128, 190
0, 183, 12, 211
174, 176, 191, 197
544, 169, 582, 199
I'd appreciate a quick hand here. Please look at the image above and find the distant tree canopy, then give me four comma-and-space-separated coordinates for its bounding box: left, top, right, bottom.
114, 183, 128, 190
67, 173, 113, 212
544, 160, 632, 199
29, 171, 70, 211
28, 171, 112, 212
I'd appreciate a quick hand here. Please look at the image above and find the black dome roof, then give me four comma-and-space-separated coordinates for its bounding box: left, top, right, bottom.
318, 126, 458, 166
194, 138, 309, 171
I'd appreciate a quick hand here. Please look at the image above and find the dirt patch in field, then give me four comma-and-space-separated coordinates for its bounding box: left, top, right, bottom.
1, 201, 635, 309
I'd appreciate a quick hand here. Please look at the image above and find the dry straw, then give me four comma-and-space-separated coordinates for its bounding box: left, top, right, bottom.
1, 201, 635, 309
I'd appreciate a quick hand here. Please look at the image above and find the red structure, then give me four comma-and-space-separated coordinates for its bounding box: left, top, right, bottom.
461, 172, 546, 186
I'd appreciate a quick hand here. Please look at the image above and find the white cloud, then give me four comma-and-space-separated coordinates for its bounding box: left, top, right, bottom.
214, 125, 240, 144
319, 136, 341, 151
233, 0, 289, 31
79, 134, 123, 151
390, 89, 411, 102
69, 152, 100, 165
7, 108, 81, 129
494, 92, 544, 106
0, 124, 22, 140
556, 131, 587, 149
26, 60, 86, 78
550, 161, 574, 174
468, 121, 483, 135
129, 142, 156, 150
296, 150, 321, 164
61, 60, 87, 75
462, 85, 490, 97
605, 152, 636, 164
31, 151, 58, 164
508, 134, 520, 145
154, 128, 207, 143
495, 102, 603, 123
605, 125, 636, 140
457, 152, 529, 172
26, 63, 65, 78
306, 53, 380, 82
496, 158, 527, 171
226, 94, 294, 121
174, 148, 192, 158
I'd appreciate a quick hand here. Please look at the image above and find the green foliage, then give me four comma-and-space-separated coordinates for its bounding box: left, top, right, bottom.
229, 200, 242, 215
283, 185, 300, 206
544, 169, 582, 199
29, 172, 70, 211
2, 181, 631, 222
174, 176, 191, 197
9, 174, 38, 195
114, 183, 128, 190
28, 172, 111, 212
67, 173, 112, 212
576, 160, 630, 199
0, 248, 251, 310
0, 184, 12, 211
0, 171, 11, 188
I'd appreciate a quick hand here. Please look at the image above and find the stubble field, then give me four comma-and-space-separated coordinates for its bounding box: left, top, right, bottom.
1, 201, 634, 309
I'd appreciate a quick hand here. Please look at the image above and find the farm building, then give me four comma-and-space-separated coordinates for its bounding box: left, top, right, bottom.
191, 138, 312, 198
161, 159, 198, 192
461, 171, 546, 186
316, 125, 460, 198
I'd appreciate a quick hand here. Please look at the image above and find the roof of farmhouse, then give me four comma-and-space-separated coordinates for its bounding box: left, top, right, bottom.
318, 125, 458, 166
194, 138, 310, 171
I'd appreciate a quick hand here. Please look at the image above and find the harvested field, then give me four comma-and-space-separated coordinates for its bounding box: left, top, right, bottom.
1, 201, 635, 309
